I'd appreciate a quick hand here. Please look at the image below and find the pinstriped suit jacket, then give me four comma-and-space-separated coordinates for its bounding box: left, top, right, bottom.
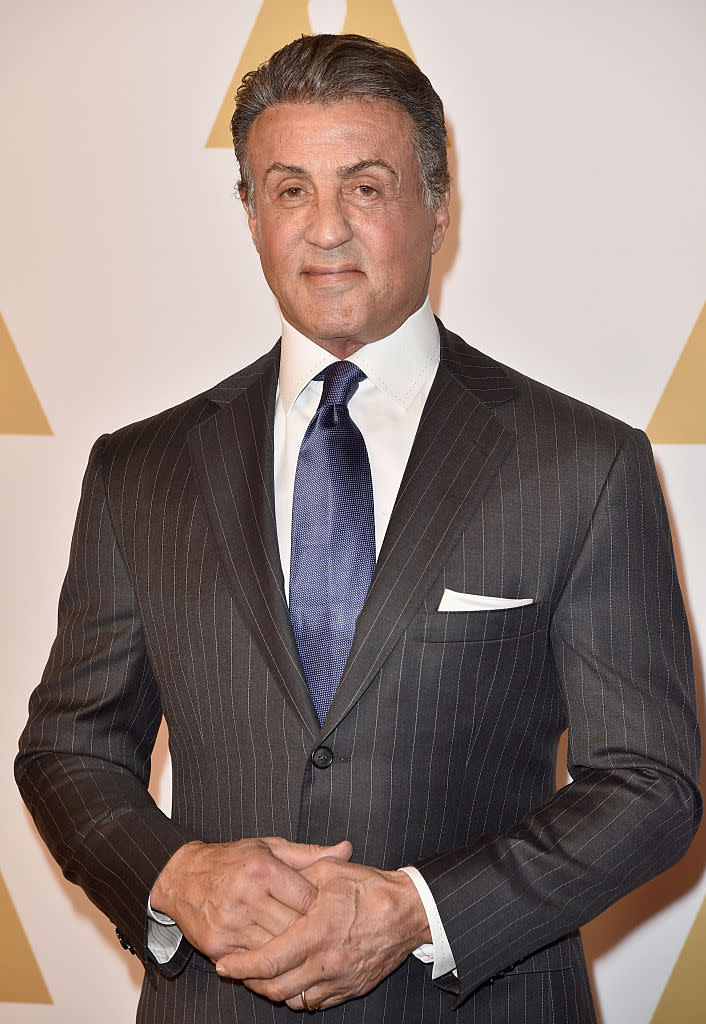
17, 323, 701, 1023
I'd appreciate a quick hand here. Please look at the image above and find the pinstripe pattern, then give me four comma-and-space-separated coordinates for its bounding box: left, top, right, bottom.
16, 324, 700, 1022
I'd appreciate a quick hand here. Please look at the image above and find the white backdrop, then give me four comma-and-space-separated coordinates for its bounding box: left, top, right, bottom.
2, 2, 705, 1021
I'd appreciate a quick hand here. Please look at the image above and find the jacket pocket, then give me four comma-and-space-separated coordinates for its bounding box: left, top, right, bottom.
417, 599, 541, 643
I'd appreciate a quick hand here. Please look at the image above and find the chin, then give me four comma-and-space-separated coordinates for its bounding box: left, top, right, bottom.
306, 311, 366, 342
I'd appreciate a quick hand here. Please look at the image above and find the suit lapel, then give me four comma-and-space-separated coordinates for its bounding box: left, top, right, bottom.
321, 325, 519, 738
189, 326, 519, 742
189, 345, 320, 739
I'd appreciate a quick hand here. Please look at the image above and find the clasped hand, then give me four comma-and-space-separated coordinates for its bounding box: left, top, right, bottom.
151, 837, 430, 1011
216, 855, 430, 1011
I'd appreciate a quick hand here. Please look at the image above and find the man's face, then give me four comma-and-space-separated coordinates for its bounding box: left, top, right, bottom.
243, 99, 449, 357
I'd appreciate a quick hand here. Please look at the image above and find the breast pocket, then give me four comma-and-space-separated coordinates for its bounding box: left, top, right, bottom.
417, 599, 542, 643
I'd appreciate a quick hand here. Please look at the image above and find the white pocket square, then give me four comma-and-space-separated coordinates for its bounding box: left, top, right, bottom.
438, 589, 534, 612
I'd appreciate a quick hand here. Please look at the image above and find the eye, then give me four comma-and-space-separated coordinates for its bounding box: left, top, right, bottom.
355, 184, 378, 197
280, 186, 305, 199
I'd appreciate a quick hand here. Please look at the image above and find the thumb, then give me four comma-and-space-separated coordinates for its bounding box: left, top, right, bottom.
265, 837, 353, 869
323, 839, 353, 862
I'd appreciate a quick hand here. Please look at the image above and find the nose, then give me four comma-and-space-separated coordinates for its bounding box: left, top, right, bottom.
304, 192, 353, 250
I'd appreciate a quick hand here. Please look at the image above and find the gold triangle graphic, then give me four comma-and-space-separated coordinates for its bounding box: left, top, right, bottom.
650, 890, 706, 1023
206, 0, 414, 148
647, 301, 706, 443
342, 0, 413, 53
0, 313, 52, 435
0, 870, 52, 1003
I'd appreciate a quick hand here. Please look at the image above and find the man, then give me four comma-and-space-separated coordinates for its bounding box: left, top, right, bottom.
16, 33, 701, 1024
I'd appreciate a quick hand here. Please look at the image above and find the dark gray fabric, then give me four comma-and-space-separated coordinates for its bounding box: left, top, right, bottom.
16, 324, 701, 1022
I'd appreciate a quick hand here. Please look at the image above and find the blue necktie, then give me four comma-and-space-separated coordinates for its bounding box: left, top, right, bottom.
289, 361, 376, 724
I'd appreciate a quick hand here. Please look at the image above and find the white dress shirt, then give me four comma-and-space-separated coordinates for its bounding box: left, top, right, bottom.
274, 297, 438, 578
148, 298, 456, 979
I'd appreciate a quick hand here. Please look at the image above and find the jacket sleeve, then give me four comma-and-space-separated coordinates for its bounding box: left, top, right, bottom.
15, 436, 198, 975
416, 427, 702, 1003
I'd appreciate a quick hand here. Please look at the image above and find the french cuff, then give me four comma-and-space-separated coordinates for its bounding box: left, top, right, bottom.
399, 866, 457, 979
146, 893, 183, 964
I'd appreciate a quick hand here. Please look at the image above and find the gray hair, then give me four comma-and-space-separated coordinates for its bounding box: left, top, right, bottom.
231, 34, 450, 212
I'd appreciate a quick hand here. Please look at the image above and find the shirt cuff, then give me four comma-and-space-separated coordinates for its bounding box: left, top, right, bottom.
146, 893, 183, 964
399, 866, 457, 979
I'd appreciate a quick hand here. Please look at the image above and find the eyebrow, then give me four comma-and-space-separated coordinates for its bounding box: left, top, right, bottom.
263, 159, 399, 183
338, 160, 398, 180
264, 162, 308, 180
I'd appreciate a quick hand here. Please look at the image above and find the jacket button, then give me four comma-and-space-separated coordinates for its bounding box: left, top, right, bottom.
311, 746, 334, 769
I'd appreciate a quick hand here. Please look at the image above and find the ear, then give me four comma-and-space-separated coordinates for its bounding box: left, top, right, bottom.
430, 190, 450, 255
239, 184, 260, 253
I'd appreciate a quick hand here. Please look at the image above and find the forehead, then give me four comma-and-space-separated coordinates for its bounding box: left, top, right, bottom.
246, 99, 418, 174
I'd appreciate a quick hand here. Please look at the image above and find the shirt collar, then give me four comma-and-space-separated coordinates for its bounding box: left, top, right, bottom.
278, 298, 440, 414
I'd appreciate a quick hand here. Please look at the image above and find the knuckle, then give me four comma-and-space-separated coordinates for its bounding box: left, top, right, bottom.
243, 850, 270, 883
265, 980, 289, 1002
258, 953, 280, 979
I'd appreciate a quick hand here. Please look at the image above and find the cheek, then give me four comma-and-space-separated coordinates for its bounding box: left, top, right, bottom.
355, 222, 403, 270
256, 234, 297, 285
379, 234, 426, 287
253, 208, 298, 257
362, 213, 426, 262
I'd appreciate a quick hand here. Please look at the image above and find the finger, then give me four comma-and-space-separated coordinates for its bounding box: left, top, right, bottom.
264, 904, 303, 938
256, 857, 319, 918
219, 922, 274, 954
242, 966, 332, 1008
265, 837, 353, 870
323, 839, 353, 862
298, 855, 349, 885
243, 962, 341, 1009
215, 924, 308, 981
285, 993, 330, 1013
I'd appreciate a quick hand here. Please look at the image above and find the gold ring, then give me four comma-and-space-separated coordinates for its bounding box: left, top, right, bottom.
301, 991, 323, 1012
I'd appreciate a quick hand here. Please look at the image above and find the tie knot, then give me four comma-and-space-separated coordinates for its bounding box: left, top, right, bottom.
316, 361, 366, 407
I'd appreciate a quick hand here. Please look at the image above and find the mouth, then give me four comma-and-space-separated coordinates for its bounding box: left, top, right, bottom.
301, 265, 363, 284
